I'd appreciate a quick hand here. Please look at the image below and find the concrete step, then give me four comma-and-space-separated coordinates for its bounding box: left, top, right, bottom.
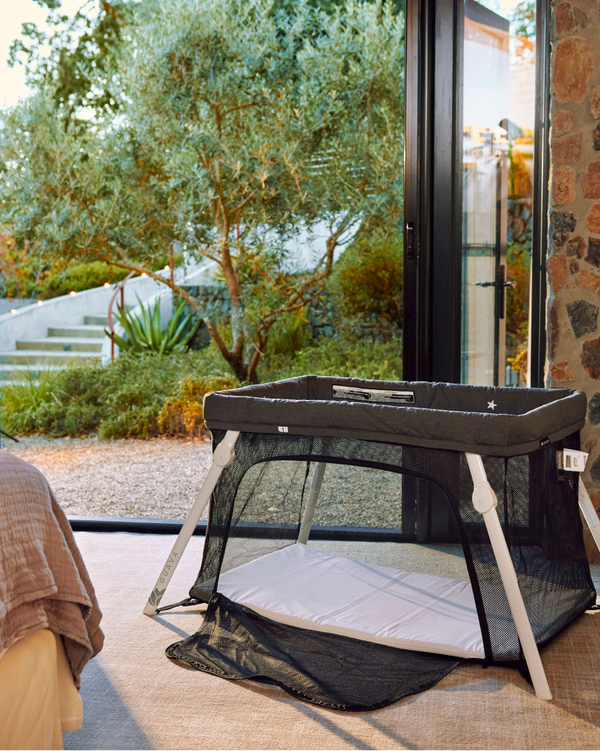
84, 315, 109, 326
16, 337, 103, 353
0, 364, 64, 383
48, 325, 106, 339
0, 350, 102, 365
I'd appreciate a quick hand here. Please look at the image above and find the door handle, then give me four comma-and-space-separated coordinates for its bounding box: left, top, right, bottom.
405, 222, 415, 260
471, 280, 516, 288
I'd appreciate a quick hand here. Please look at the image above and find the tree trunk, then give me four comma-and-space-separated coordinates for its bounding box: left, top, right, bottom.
227, 352, 250, 383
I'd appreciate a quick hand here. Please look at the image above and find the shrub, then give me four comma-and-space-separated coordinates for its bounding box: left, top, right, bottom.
111, 297, 202, 356
0, 370, 67, 434
0, 337, 402, 439
158, 374, 236, 437
0, 348, 235, 438
265, 309, 311, 359
328, 228, 403, 329
94, 351, 233, 438
39, 261, 132, 298
0, 232, 44, 299
261, 336, 403, 382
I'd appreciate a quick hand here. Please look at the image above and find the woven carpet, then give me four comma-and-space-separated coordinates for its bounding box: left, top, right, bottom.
64, 532, 600, 750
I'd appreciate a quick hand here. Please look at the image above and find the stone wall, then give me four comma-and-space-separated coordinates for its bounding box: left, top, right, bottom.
549, 0, 600, 560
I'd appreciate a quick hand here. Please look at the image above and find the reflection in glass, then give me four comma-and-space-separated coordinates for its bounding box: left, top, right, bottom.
462, 0, 535, 387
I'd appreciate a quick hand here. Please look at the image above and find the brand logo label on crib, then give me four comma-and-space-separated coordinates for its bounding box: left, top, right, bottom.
278, 426, 289, 432
332, 385, 416, 404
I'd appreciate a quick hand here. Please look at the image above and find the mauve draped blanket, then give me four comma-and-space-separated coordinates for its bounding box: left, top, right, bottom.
0, 451, 103, 687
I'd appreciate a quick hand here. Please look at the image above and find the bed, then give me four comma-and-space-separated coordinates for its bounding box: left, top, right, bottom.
0, 451, 103, 749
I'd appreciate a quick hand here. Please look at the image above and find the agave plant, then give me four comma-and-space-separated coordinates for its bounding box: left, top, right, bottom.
108, 296, 202, 356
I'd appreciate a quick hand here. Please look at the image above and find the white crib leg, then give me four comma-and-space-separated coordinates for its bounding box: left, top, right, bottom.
143, 430, 239, 616
298, 462, 327, 545
579, 477, 600, 554
465, 453, 552, 701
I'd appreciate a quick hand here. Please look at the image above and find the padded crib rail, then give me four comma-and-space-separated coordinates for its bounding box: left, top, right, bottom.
203, 376, 586, 457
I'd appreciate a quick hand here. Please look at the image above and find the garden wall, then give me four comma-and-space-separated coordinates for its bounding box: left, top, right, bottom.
548, 0, 600, 559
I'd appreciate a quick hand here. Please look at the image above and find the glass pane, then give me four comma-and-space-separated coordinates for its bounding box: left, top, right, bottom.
461, 0, 535, 387
0, 0, 406, 520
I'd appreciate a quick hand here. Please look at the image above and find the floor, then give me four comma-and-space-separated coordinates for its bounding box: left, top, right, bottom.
64, 532, 600, 750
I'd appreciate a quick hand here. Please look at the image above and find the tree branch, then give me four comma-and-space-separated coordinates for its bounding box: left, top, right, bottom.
97, 247, 207, 319
221, 101, 257, 119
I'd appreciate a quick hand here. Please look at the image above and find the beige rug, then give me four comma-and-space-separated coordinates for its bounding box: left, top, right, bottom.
64, 532, 600, 750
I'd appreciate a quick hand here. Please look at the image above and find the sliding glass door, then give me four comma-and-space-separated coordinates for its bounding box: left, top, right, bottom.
461, 0, 538, 388
403, 0, 549, 388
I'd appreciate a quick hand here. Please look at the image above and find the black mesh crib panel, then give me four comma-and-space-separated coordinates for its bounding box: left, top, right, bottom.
191, 431, 456, 604
459, 440, 594, 663
188, 430, 595, 665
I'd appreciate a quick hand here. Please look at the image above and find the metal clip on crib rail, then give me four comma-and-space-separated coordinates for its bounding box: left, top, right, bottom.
465, 454, 553, 701
557, 449, 588, 473
143, 430, 240, 616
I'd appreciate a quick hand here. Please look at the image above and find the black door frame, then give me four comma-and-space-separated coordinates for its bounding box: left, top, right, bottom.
403, 0, 551, 388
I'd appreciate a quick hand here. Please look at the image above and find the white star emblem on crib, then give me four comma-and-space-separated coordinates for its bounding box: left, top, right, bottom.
487, 400, 497, 411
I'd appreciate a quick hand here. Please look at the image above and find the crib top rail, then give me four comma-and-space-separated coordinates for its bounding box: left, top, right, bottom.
203, 376, 586, 457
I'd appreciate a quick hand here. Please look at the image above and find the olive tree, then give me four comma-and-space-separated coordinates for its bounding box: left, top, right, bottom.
1, 0, 404, 382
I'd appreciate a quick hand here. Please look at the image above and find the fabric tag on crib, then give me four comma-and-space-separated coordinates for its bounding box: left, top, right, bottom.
332, 385, 416, 404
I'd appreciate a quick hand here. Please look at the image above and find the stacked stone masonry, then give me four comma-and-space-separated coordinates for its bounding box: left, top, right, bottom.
549, 0, 600, 559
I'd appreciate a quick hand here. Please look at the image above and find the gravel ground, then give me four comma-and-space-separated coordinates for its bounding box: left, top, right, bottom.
1, 435, 405, 526
236, 460, 404, 528
3, 436, 213, 519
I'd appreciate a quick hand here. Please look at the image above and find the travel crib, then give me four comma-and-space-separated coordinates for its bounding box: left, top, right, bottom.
144, 377, 600, 710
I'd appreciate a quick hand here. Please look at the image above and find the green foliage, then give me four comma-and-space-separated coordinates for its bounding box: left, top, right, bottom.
329, 227, 403, 328
506, 242, 530, 342
510, 1, 535, 39
110, 297, 202, 356
1, 0, 405, 383
0, 370, 67, 435
158, 374, 237, 437
506, 242, 530, 379
0, 337, 401, 438
262, 335, 402, 381
265, 309, 311, 359
0, 231, 46, 298
38, 261, 131, 298
9, 1, 131, 125
0, 348, 234, 438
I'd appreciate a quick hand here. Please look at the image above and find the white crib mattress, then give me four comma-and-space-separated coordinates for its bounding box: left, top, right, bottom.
218, 543, 484, 659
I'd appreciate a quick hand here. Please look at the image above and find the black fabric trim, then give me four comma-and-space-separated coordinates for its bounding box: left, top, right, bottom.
166, 594, 465, 712
205, 418, 585, 458
203, 376, 586, 457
